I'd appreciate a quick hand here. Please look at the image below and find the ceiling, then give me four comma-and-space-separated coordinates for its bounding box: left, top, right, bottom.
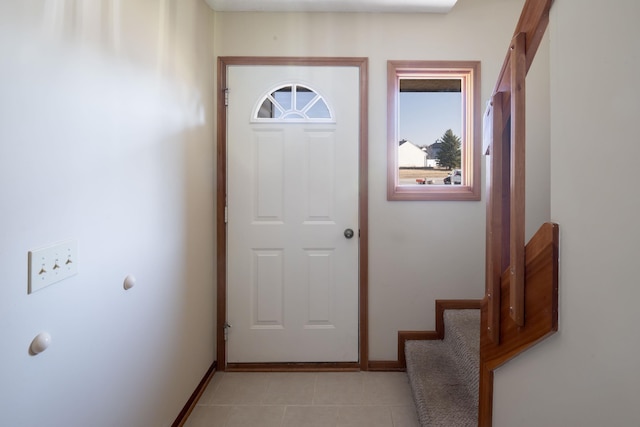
205, 0, 458, 14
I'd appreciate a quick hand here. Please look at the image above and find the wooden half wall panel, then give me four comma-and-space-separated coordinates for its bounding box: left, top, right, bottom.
479, 222, 559, 426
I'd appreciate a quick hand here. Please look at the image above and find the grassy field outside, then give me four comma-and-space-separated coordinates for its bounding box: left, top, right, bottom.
398, 168, 454, 185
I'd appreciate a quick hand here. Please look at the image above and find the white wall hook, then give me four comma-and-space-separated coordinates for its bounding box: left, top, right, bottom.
123, 275, 136, 290
30, 332, 51, 355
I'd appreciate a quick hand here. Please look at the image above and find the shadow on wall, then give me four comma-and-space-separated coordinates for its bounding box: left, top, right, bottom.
0, 1, 216, 426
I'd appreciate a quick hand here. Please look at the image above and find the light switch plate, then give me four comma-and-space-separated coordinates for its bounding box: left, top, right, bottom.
28, 240, 78, 294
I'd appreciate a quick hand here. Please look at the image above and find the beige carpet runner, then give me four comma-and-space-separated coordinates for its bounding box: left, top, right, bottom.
405, 309, 480, 427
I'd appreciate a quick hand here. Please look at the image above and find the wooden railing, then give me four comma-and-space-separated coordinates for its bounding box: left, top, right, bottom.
479, 0, 557, 425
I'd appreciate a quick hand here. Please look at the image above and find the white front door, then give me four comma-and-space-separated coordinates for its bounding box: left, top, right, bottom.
226, 65, 360, 363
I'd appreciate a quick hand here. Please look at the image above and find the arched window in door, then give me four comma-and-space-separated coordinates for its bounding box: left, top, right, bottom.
253, 84, 334, 123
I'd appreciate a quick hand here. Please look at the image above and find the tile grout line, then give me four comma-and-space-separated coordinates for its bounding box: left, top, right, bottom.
311, 372, 318, 406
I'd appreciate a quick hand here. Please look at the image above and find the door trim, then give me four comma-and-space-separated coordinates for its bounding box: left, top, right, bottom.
217, 57, 369, 370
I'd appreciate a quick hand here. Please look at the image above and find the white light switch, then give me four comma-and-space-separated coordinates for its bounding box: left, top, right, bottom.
28, 240, 78, 294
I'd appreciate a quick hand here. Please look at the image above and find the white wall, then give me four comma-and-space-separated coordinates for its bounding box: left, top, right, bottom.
215, 0, 550, 361
0, 1, 216, 426
493, 0, 640, 425
525, 31, 551, 241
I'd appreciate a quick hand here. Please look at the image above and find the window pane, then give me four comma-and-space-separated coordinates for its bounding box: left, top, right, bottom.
254, 84, 334, 122
258, 99, 282, 118
272, 86, 292, 111
398, 81, 462, 185
305, 99, 331, 119
295, 86, 315, 111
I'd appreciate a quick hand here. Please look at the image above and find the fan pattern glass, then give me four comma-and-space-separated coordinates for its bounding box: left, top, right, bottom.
256, 84, 332, 121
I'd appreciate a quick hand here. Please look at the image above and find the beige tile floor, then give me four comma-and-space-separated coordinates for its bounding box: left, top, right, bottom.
184, 371, 420, 427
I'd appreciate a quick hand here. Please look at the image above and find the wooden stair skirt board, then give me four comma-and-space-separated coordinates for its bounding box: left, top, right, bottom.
368, 300, 482, 372
479, 222, 558, 426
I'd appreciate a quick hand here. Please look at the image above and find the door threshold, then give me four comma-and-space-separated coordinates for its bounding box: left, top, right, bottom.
225, 362, 361, 372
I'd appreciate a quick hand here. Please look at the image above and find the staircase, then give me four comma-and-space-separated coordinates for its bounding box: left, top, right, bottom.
405, 309, 480, 427
402, 3, 558, 425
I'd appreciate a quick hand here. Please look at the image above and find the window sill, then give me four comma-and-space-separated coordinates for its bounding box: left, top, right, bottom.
388, 183, 481, 201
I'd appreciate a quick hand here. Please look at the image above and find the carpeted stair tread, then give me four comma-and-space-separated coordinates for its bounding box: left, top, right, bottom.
405, 309, 480, 427
444, 309, 481, 402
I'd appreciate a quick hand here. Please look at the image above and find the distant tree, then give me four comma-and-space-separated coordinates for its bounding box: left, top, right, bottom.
435, 129, 461, 170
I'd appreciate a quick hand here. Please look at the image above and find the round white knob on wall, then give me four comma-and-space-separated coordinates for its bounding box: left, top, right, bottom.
30, 332, 51, 355
123, 275, 136, 290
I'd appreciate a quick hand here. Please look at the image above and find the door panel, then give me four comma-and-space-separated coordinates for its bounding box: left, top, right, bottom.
227, 65, 359, 363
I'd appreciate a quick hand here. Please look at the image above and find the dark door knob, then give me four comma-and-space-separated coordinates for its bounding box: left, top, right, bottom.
344, 228, 355, 239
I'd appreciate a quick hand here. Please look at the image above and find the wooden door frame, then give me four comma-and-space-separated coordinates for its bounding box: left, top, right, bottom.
216, 57, 369, 371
